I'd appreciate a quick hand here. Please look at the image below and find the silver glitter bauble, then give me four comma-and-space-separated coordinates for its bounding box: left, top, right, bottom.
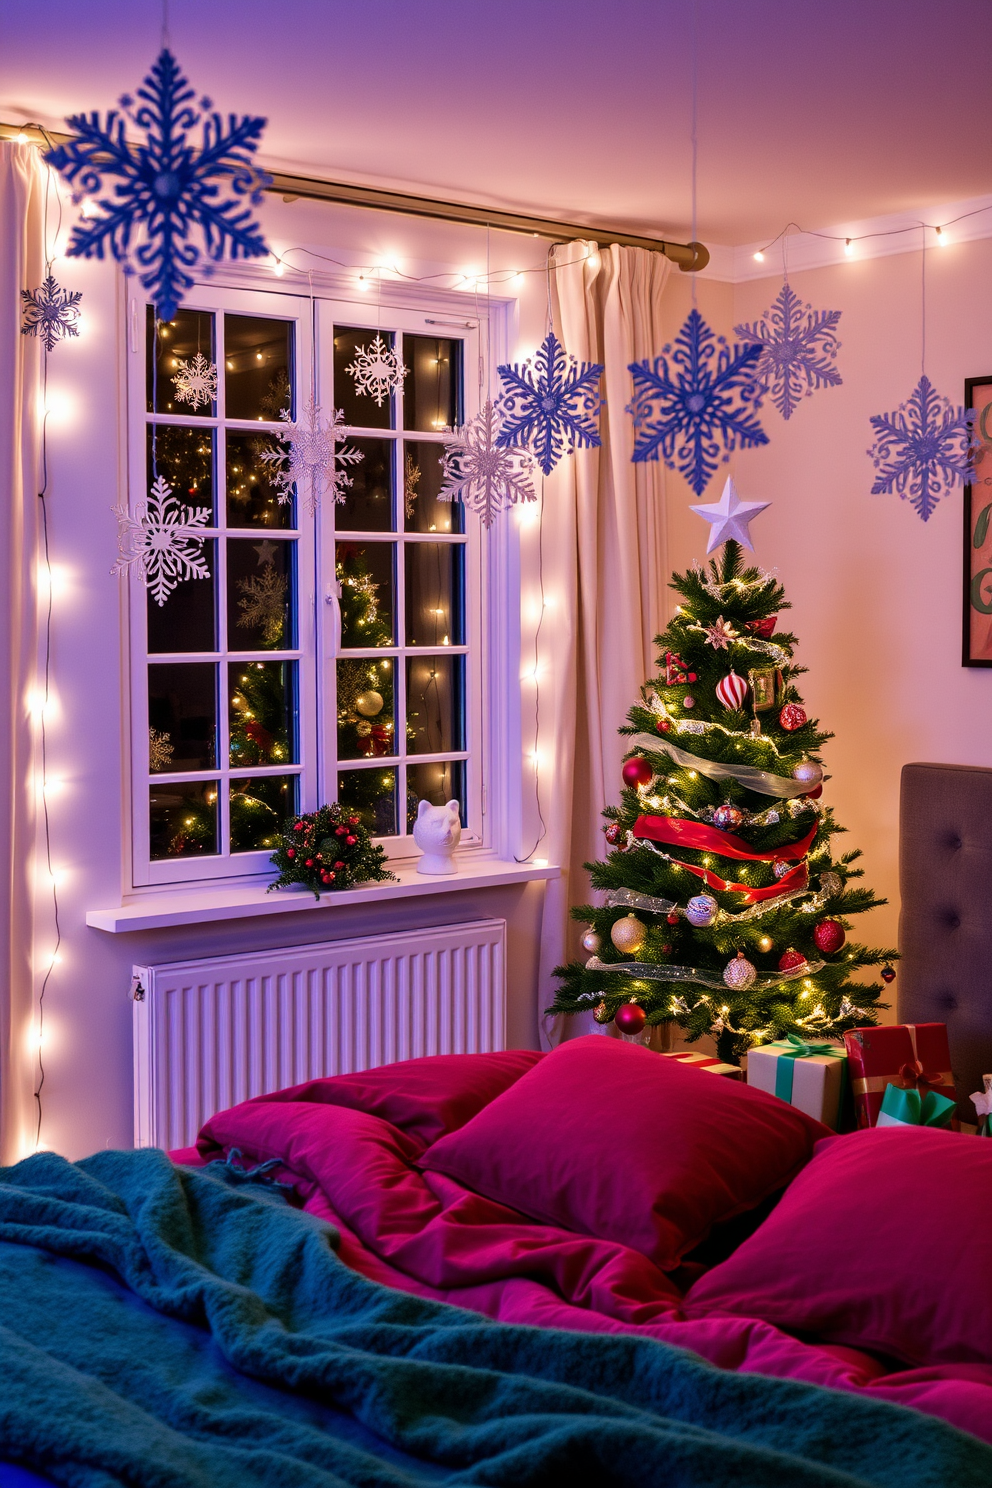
723, 952, 757, 991
685, 893, 719, 927
820, 871, 842, 898
581, 930, 602, 954
792, 758, 823, 786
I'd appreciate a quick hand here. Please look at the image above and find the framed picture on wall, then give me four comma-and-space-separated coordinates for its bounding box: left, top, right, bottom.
963, 376, 992, 666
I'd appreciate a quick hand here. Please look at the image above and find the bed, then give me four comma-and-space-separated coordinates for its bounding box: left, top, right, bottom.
1, 761, 991, 1488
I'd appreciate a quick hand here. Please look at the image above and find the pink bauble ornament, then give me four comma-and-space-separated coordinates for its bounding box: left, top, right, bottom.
614, 1001, 647, 1035
779, 703, 807, 732
813, 918, 846, 954
713, 802, 745, 831
581, 930, 601, 955
622, 756, 653, 789
683, 694, 696, 709
773, 860, 792, 879
715, 671, 749, 711
723, 952, 757, 991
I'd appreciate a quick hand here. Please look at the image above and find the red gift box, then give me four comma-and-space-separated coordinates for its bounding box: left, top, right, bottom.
661, 1050, 742, 1080
842, 1023, 955, 1129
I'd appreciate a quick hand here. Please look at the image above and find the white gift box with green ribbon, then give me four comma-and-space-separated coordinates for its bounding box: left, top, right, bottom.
747, 1034, 847, 1129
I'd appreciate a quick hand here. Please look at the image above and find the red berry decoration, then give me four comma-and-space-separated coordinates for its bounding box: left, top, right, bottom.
666, 912, 680, 926
286, 847, 295, 858
305, 858, 313, 867
345, 834, 358, 846
687, 672, 697, 683
778, 948, 807, 972
813, 918, 846, 954
779, 703, 807, 732
622, 756, 654, 789
614, 1001, 647, 1035
881, 964, 896, 984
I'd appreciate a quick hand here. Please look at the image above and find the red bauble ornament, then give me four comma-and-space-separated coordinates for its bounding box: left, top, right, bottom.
803, 785, 823, 800
713, 802, 745, 831
345, 834, 358, 846
336, 825, 347, 836
881, 965, 896, 984
604, 822, 624, 844
614, 1001, 647, 1035
622, 756, 653, 789
657, 719, 671, 733
666, 912, 680, 926
778, 948, 807, 972
779, 703, 807, 732
334, 860, 345, 870
286, 847, 295, 858
305, 858, 313, 868
813, 918, 846, 954
687, 672, 697, 683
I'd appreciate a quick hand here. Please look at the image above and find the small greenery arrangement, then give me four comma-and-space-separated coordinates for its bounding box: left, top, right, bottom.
268, 803, 396, 898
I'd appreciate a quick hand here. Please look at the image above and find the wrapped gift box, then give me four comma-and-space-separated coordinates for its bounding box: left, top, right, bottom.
746, 1036, 846, 1128
661, 1050, 742, 1080
876, 1082, 956, 1129
842, 1022, 954, 1129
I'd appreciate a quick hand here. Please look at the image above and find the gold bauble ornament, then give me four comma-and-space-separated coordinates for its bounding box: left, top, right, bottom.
593, 999, 611, 1024
757, 934, 774, 953
610, 913, 646, 955
355, 689, 384, 717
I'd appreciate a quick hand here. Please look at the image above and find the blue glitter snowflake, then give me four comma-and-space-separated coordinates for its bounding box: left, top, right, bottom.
20, 274, 82, 351
867, 375, 975, 522
627, 309, 768, 495
495, 331, 603, 475
734, 283, 842, 421
45, 49, 270, 321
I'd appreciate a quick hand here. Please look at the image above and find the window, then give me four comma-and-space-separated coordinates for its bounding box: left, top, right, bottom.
127, 283, 484, 888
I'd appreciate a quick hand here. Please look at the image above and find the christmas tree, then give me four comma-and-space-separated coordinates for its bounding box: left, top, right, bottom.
549, 530, 896, 1064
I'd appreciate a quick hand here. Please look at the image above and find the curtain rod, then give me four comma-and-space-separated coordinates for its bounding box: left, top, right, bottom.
1, 121, 709, 273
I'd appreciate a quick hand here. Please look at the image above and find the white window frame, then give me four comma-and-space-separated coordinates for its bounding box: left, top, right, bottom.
124, 268, 515, 893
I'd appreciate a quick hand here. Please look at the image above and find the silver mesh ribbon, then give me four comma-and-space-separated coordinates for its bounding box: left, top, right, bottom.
627, 732, 811, 799
605, 888, 676, 914
584, 955, 825, 991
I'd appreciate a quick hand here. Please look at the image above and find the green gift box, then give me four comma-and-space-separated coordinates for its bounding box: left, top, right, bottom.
876, 1082, 956, 1129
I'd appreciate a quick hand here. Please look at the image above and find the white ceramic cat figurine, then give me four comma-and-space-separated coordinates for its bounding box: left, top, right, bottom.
413, 799, 461, 875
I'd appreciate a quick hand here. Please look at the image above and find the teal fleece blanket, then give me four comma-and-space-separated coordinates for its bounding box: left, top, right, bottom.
0, 1149, 989, 1488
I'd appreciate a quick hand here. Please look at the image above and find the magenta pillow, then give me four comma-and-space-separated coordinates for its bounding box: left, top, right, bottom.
685, 1127, 992, 1367
238, 1049, 544, 1151
418, 1035, 828, 1270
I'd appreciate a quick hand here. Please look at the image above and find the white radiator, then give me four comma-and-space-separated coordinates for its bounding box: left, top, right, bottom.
132, 918, 506, 1150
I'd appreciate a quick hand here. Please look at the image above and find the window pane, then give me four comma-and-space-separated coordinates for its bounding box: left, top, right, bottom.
337, 657, 395, 761
337, 543, 394, 647
227, 538, 295, 650
147, 424, 215, 521
333, 326, 394, 430
226, 431, 294, 529
149, 780, 218, 859
335, 437, 394, 532
403, 335, 460, 433
338, 767, 397, 837
146, 306, 215, 416
229, 660, 297, 767
230, 774, 297, 854
225, 315, 293, 422
405, 542, 464, 647
406, 760, 466, 834
148, 663, 216, 772
147, 539, 217, 654
405, 655, 464, 755
404, 440, 463, 534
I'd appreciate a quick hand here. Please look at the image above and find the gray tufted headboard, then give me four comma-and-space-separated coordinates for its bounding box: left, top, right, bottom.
899, 762, 992, 1115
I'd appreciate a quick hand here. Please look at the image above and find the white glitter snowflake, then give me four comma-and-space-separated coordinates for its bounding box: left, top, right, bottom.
113, 475, 212, 606
171, 352, 218, 410
20, 274, 82, 352
867, 374, 975, 522
346, 334, 407, 408
439, 400, 537, 528
735, 284, 842, 421
258, 400, 363, 517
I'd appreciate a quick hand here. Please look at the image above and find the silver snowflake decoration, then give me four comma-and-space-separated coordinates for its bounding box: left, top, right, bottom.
735, 284, 842, 421
496, 331, 603, 475
627, 309, 768, 496
346, 334, 407, 408
867, 374, 975, 522
20, 275, 82, 352
171, 351, 217, 410
258, 399, 363, 516
44, 49, 270, 321
113, 474, 211, 605
439, 400, 537, 528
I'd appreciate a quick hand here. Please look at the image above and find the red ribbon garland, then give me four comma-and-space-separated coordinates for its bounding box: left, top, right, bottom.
631, 815, 817, 904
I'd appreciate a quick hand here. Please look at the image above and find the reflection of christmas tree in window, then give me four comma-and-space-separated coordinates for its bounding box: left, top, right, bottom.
230, 662, 292, 767
336, 548, 395, 762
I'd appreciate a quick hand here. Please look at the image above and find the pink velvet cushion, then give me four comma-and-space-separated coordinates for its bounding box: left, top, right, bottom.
419, 1034, 828, 1270
685, 1127, 992, 1367
236, 1049, 544, 1151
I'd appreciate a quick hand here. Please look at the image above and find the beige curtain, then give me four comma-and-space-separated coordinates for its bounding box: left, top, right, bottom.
535, 242, 672, 1044
0, 143, 44, 1161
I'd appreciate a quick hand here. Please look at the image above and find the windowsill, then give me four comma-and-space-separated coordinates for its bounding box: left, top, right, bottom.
85, 855, 559, 933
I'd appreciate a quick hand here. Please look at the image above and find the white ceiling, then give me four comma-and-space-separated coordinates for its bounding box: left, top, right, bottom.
1, 0, 989, 247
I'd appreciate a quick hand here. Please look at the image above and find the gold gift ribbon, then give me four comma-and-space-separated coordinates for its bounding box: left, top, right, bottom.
851, 1071, 954, 1097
